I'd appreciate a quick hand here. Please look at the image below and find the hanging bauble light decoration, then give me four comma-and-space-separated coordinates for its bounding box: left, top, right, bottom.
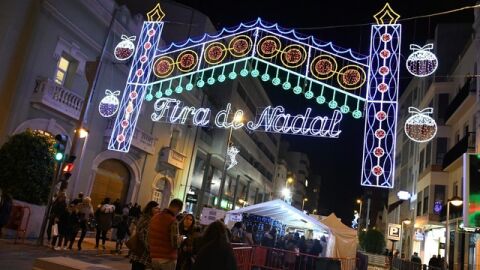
404, 107, 437, 143
99, 89, 121, 117
114, 35, 136, 61
406, 44, 438, 77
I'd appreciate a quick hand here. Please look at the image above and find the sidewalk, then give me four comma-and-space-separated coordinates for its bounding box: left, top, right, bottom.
0, 237, 131, 270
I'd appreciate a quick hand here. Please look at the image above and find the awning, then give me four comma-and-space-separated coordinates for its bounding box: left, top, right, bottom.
225, 199, 329, 233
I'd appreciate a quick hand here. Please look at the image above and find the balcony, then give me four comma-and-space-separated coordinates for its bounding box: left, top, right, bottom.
442, 132, 476, 169
31, 79, 84, 120
159, 147, 187, 169
444, 78, 476, 124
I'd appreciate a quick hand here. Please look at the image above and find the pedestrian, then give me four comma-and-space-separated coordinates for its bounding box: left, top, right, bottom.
261, 227, 276, 247
116, 215, 130, 254
411, 252, 421, 264
76, 196, 94, 250
149, 198, 183, 270
307, 239, 323, 269
47, 192, 67, 249
53, 202, 71, 250
176, 213, 196, 270
0, 193, 13, 237
428, 255, 438, 269
65, 203, 81, 250
71, 192, 84, 205
244, 225, 254, 245
128, 201, 160, 270
192, 220, 237, 270
114, 198, 122, 215
230, 222, 244, 243
95, 197, 115, 249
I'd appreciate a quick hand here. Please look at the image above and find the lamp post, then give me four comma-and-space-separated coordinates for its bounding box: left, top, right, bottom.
302, 198, 308, 211
445, 196, 463, 267
400, 219, 411, 257
216, 114, 243, 209
357, 199, 363, 230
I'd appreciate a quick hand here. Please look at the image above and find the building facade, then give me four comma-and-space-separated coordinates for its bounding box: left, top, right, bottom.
389, 17, 480, 268
0, 0, 278, 217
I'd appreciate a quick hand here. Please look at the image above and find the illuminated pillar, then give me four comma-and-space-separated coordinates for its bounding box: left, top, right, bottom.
231, 175, 240, 210
361, 4, 401, 188
108, 5, 165, 152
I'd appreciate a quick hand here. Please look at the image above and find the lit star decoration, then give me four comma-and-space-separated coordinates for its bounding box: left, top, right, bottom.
404, 107, 437, 143
114, 35, 136, 61
406, 44, 438, 77
99, 89, 121, 117
226, 145, 240, 170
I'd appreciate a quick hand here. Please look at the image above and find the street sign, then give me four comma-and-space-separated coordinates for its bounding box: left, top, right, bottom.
388, 223, 401, 241
200, 207, 226, 225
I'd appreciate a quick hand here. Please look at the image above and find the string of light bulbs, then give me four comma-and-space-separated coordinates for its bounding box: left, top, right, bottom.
297, 4, 480, 30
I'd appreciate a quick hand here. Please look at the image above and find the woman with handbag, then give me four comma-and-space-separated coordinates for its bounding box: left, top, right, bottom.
76, 197, 93, 251
128, 201, 159, 270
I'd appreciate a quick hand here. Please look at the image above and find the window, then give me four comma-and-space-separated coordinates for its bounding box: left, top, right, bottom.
453, 182, 458, 197
54, 56, 70, 85
417, 191, 423, 216
436, 138, 448, 164
455, 131, 460, 143
464, 123, 469, 137
419, 149, 425, 174
425, 143, 432, 168
437, 94, 449, 124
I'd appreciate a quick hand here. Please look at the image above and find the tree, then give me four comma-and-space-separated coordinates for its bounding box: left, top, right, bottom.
0, 130, 55, 205
360, 229, 386, 254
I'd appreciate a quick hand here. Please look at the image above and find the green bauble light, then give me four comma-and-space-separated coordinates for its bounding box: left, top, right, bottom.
165, 88, 173, 96
316, 96, 326, 104
251, 69, 260, 77
240, 69, 249, 77
185, 83, 194, 91
272, 78, 281, 86
340, 105, 350, 114
197, 80, 205, 88
352, 110, 363, 119
282, 82, 291, 90
145, 93, 153, 101
293, 86, 302, 95
207, 77, 215, 85
175, 86, 183, 93
304, 91, 314, 99
218, 74, 226, 82
229, 71, 238, 80
328, 100, 338, 109
155, 91, 163, 98
261, 74, 270, 82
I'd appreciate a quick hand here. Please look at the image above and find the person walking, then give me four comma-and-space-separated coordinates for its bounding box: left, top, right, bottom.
149, 199, 183, 270
192, 221, 237, 270
230, 222, 244, 243
176, 213, 196, 270
128, 201, 159, 270
76, 197, 94, 250
95, 197, 115, 249
116, 215, 130, 254
65, 203, 81, 250
244, 225, 254, 245
48, 192, 67, 244
71, 192, 84, 205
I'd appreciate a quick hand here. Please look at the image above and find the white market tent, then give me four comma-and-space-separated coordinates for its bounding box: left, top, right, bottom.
224, 199, 357, 258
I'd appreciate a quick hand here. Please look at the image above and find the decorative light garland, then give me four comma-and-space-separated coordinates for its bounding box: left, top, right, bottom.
226, 145, 240, 170
406, 44, 438, 77
404, 107, 437, 143
114, 35, 136, 61
99, 89, 121, 117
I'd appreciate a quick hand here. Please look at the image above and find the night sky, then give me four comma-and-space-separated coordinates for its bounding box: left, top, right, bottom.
118, 0, 476, 224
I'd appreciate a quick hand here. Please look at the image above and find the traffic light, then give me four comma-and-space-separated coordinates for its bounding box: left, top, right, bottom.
59, 155, 76, 190
53, 134, 68, 161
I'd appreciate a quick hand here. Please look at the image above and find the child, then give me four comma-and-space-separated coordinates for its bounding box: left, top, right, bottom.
115, 215, 130, 254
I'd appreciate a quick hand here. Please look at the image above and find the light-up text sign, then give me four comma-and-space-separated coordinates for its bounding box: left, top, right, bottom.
151, 98, 343, 138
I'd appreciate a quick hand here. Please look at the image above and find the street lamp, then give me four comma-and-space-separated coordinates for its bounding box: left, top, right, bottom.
217, 114, 243, 208
302, 198, 308, 211
446, 196, 463, 266
357, 199, 363, 230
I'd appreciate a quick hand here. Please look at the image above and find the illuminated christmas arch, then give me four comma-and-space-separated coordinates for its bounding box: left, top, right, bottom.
108, 3, 402, 189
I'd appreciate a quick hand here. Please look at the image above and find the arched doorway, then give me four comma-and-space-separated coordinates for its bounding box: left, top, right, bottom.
152, 176, 172, 209
90, 159, 130, 207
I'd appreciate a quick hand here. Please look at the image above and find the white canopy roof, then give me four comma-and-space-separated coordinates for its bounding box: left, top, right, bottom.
226, 199, 329, 233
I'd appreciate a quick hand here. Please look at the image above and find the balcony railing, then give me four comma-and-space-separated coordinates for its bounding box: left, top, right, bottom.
31, 79, 84, 120
442, 132, 476, 169
444, 78, 476, 122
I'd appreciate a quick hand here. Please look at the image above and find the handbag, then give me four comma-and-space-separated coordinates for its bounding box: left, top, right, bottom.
125, 233, 145, 255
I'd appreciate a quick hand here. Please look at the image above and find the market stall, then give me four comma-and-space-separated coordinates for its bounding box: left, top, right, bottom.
225, 200, 358, 258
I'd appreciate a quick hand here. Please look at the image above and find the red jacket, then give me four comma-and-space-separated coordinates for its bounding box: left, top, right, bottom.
148, 209, 178, 260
